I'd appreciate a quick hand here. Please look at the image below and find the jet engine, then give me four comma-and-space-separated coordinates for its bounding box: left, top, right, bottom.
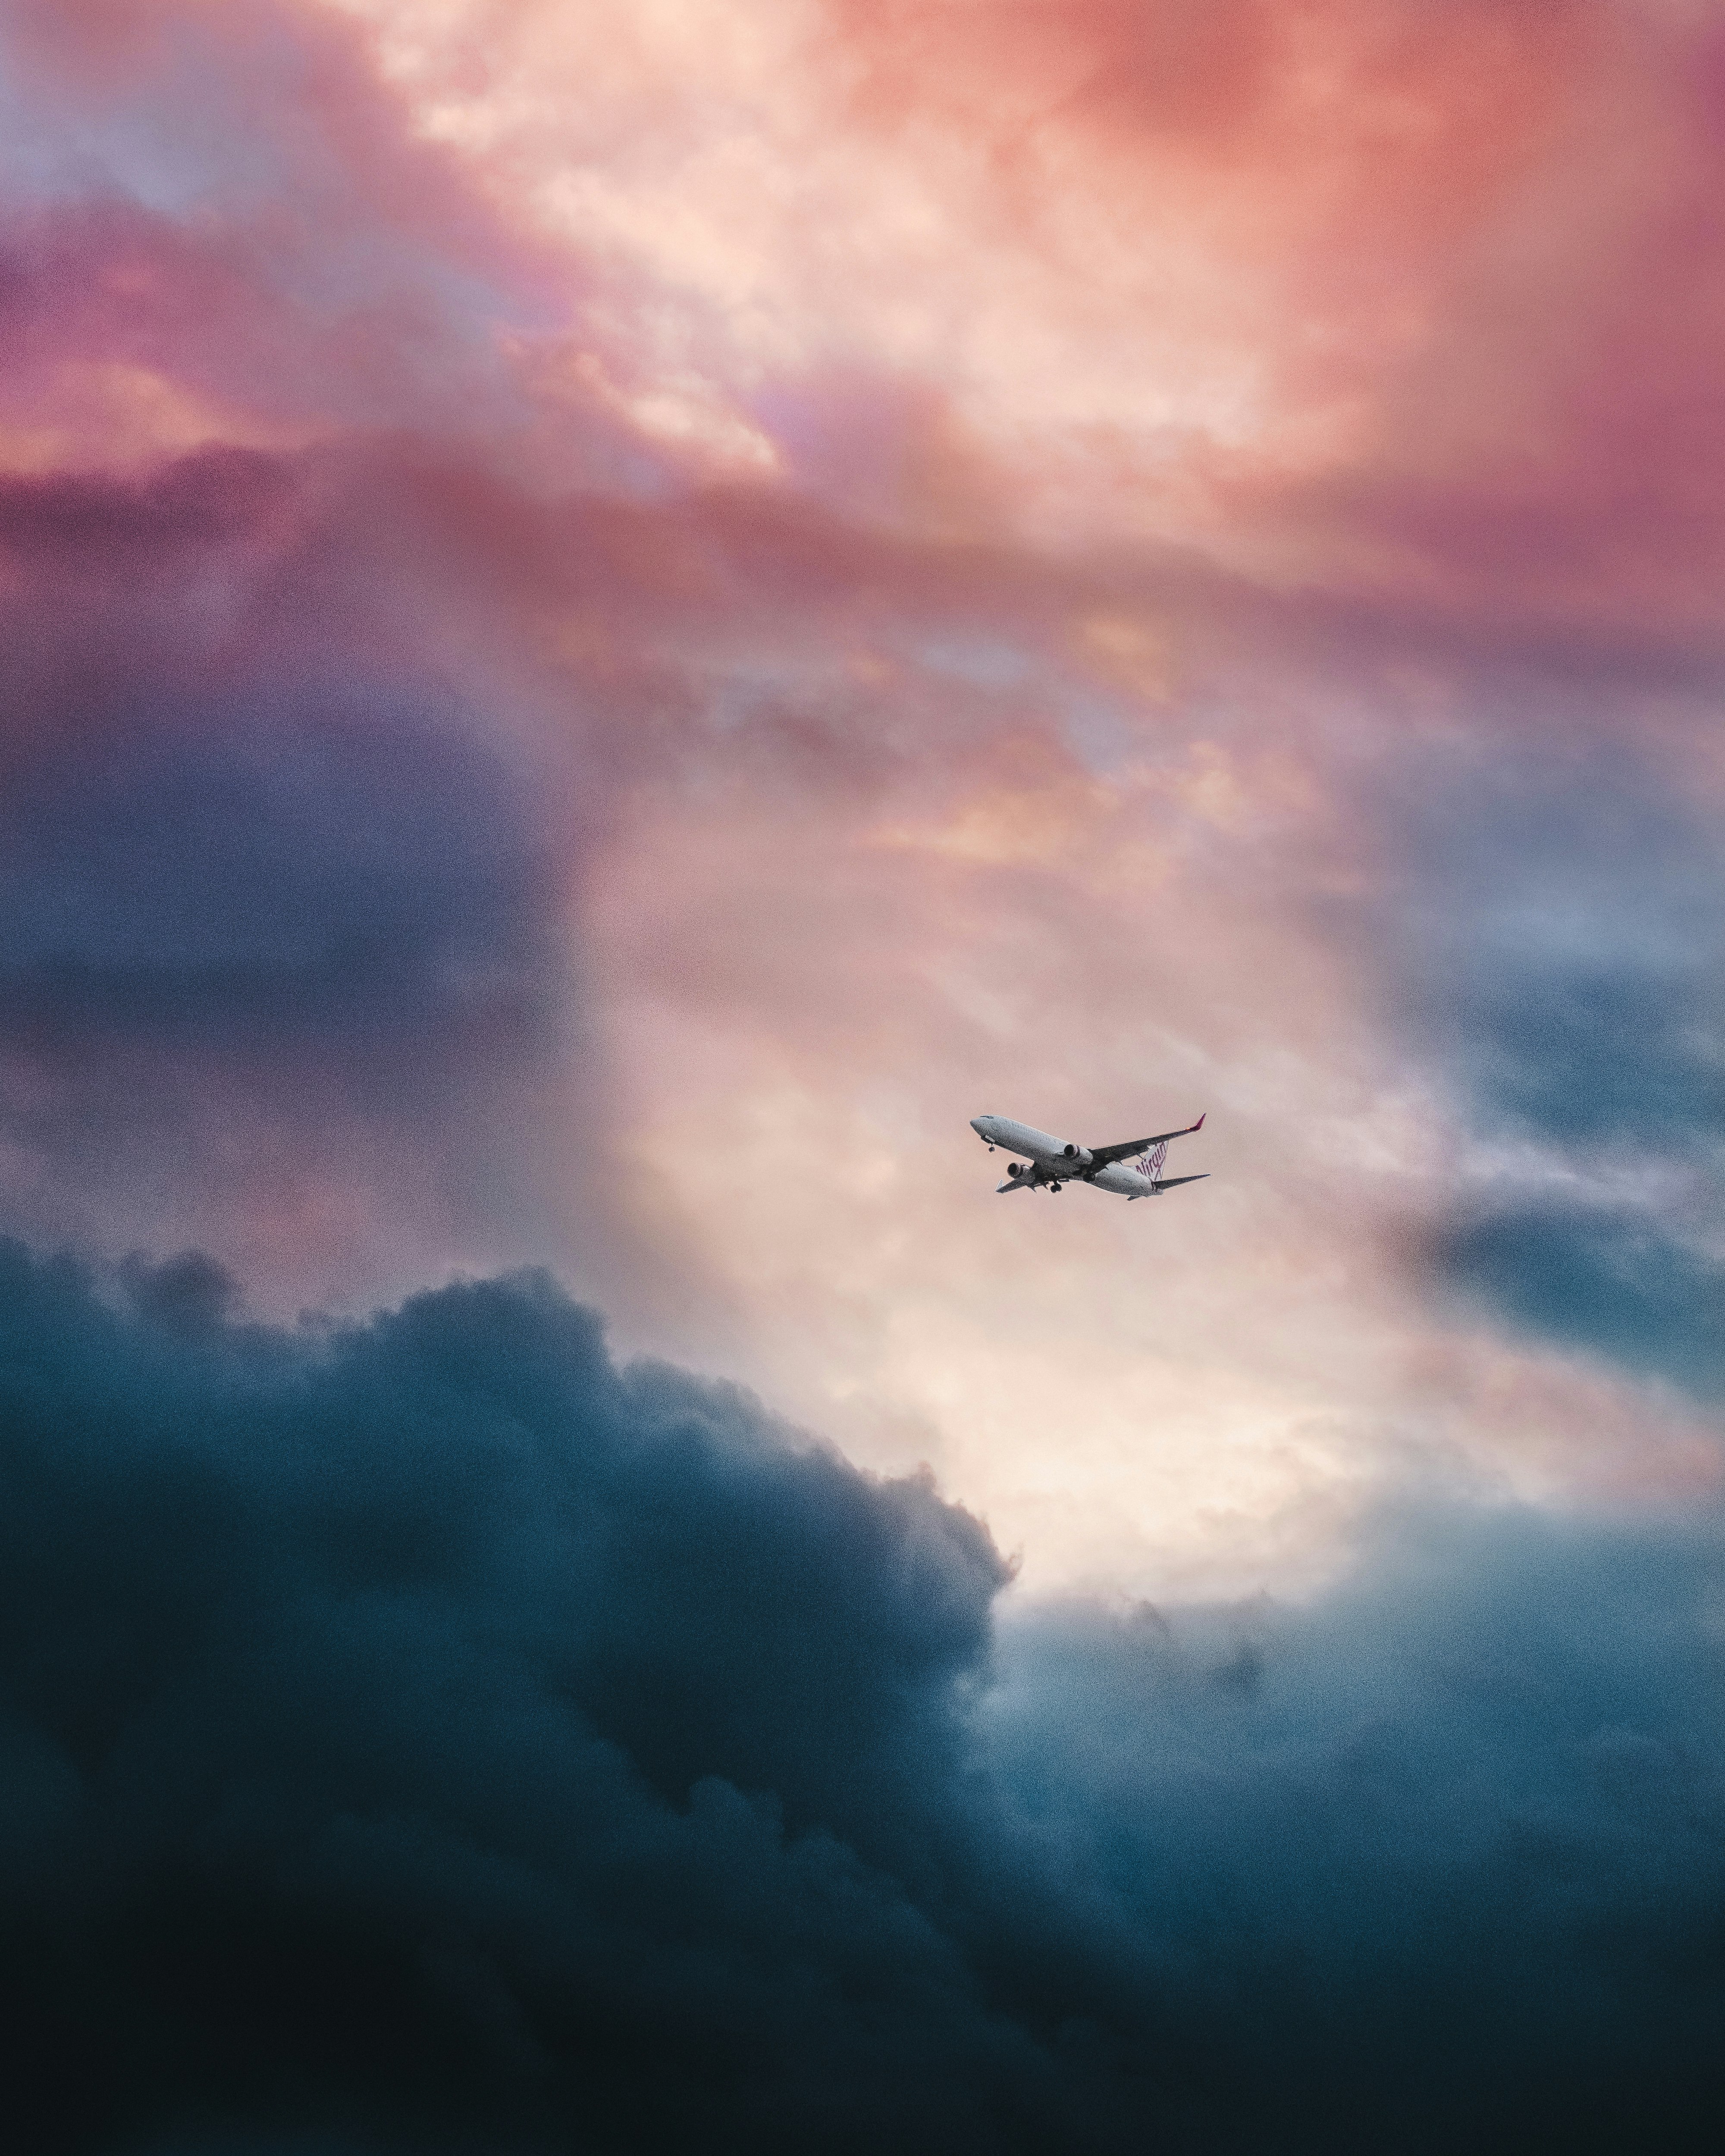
1007, 1160, 1027, 1178
1061, 1142, 1094, 1169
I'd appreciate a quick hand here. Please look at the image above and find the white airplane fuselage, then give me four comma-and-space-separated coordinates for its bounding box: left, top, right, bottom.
969, 1115, 1163, 1197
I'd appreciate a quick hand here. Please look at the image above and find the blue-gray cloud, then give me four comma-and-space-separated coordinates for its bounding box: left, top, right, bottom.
1434, 1203, 1725, 1397
1, 1245, 1722, 2154
0, 674, 554, 1069
0, 454, 559, 1080
1383, 731, 1724, 1148
1370, 727, 1725, 1397
0, 451, 576, 1275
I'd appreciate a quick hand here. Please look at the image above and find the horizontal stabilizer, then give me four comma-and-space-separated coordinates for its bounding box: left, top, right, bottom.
1151, 1173, 1207, 1192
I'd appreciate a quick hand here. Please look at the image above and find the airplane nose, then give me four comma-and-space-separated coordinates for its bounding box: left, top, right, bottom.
969, 1117, 985, 1134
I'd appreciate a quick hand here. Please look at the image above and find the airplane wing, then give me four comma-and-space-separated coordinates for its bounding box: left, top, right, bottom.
1088, 1113, 1204, 1170
997, 1175, 1034, 1194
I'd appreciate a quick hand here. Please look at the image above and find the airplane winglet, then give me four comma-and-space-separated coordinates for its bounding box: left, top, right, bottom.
1192, 1112, 1205, 1132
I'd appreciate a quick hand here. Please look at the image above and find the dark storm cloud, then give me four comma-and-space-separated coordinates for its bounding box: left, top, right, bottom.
0, 1245, 1032, 2156
2, 1244, 1723, 2156
987, 1507, 1725, 2146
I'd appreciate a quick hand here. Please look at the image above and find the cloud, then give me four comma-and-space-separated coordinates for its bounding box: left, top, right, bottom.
1367, 731, 1725, 1400
1412, 837, 1721, 1162
0, 5, 637, 1301
987, 1503, 1725, 2148
1436, 1203, 1725, 1399
0, 438, 587, 1298
0, 0, 1720, 1943
1, 1244, 1722, 2153
0, 1244, 1029, 2154
0, 547, 553, 1071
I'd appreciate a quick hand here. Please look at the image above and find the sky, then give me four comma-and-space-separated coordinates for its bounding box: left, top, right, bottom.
0, 3, 1723, 2150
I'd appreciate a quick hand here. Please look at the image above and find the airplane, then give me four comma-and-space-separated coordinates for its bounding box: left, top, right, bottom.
969, 1112, 1207, 1199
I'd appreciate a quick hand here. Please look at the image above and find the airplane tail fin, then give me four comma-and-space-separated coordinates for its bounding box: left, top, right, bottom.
1133, 1140, 1170, 1184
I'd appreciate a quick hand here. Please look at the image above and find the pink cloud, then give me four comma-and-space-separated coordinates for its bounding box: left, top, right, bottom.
0, 0, 1719, 1591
